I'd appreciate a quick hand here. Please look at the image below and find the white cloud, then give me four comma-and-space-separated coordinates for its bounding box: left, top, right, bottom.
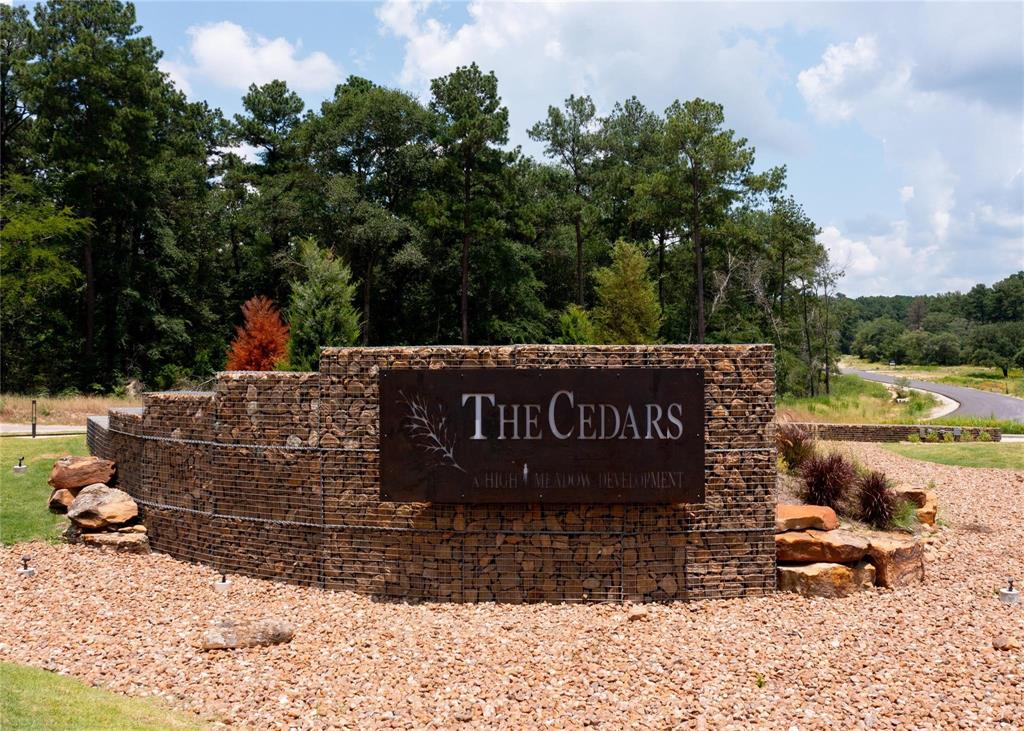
166, 21, 342, 94
375, 0, 806, 155
799, 25, 1022, 295
797, 36, 881, 122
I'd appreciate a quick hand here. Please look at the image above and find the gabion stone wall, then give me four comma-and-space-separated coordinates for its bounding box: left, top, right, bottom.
89, 345, 776, 602
791, 422, 1001, 443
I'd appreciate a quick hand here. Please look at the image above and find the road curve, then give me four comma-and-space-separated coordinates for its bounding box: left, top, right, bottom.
840, 366, 1024, 423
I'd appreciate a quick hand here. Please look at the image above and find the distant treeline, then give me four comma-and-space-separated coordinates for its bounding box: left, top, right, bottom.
5, 0, 993, 402
838, 272, 1024, 374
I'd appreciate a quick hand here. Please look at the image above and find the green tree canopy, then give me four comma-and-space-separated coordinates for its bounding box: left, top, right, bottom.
287, 238, 361, 371
592, 241, 662, 344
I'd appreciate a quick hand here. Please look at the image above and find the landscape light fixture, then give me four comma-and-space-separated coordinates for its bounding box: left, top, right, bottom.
13, 457, 27, 475
1000, 578, 1019, 605
214, 571, 232, 594
17, 555, 35, 578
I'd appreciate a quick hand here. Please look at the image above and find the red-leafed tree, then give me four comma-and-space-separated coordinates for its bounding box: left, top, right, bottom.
226, 296, 290, 371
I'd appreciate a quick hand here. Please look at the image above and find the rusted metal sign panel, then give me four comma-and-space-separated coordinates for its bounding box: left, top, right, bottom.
379, 368, 705, 503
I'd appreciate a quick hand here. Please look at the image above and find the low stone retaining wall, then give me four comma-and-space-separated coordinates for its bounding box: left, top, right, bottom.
791, 422, 1001, 443
88, 344, 777, 603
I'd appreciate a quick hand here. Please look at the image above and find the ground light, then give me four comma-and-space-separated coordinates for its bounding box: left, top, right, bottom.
13, 457, 27, 474
1000, 578, 1019, 605
17, 555, 35, 578
213, 572, 232, 594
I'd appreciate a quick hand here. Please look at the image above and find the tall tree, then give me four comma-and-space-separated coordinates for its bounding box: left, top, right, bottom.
0, 4, 32, 174
529, 94, 599, 305
429, 63, 509, 344
592, 241, 662, 344
0, 175, 90, 389
287, 238, 360, 371
303, 77, 431, 343
17, 0, 222, 387
663, 99, 755, 343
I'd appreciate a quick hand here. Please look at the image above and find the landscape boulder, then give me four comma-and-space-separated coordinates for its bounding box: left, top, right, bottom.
67, 484, 138, 530
894, 487, 929, 507
48, 456, 115, 490
865, 532, 925, 588
81, 532, 150, 554
916, 493, 938, 526
893, 487, 938, 525
198, 618, 294, 650
777, 561, 875, 598
775, 504, 839, 533
48, 488, 78, 513
776, 529, 869, 564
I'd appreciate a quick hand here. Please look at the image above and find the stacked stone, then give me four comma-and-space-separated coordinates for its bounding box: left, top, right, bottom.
92, 344, 777, 603
47, 456, 149, 554
792, 422, 1001, 442
775, 505, 926, 597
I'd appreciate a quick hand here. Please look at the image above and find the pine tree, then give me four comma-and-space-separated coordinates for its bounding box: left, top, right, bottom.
592, 241, 662, 344
287, 238, 360, 371
226, 296, 289, 371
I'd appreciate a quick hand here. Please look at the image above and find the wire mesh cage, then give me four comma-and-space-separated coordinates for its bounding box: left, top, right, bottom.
90, 345, 777, 603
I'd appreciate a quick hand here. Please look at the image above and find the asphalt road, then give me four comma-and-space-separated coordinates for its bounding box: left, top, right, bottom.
841, 366, 1024, 423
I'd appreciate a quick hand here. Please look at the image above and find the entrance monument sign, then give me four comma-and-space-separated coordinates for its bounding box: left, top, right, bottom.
380, 368, 705, 503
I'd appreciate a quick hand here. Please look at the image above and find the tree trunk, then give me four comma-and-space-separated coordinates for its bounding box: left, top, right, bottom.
823, 283, 831, 395
801, 287, 815, 396
83, 239, 96, 369
657, 231, 666, 311
362, 259, 374, 346
460, 166, 471, 345
778, 250, 786, 321
692, 193, 706, 344
574, 211, 584, 306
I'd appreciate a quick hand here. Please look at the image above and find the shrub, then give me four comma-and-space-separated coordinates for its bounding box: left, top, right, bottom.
978, 430, 993, 442
856, 470, 897, 528
557, 304, 597, 344
592, 241, 662, 344
287, 238, 360, 371
907, 434, 921, 443
226, 296, 290, 371
942, 430, 954, 442
800, 453, 856, 511
776, 422, 816, 471
891, 499, 919, 532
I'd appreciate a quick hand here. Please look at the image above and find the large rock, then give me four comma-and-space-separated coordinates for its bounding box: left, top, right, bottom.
865, 532, 925, 588
48, 456, 115, 490
198, 618, 294, 650
81, 532, 150, 554
48, 488, 78, 513
894, 487, 938, 526
775, 504, 839, 533
67, 484, 138, 529
916, 493, 938, 526
894, 487, 928, 508
777, 561, 875, 598
776, 529, 869, 563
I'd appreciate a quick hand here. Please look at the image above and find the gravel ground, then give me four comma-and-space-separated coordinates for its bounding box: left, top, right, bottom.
2, 442, 1022, 730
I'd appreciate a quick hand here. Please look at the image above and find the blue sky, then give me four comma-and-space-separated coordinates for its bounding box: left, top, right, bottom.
68, 2, 1024, 296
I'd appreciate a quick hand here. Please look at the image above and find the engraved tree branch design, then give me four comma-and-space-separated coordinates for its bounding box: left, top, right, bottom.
398, 390, 466, 473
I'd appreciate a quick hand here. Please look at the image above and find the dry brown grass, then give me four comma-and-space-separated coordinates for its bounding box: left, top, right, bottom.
0, 393, 142, 425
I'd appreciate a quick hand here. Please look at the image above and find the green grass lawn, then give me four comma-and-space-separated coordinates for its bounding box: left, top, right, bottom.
778, 373, 938, 424
1, 662, 205, 730
884, 442, 1024, 470
843, 356, 1024, 399
0, 435, 86, 544
779, 371, 1024, 434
